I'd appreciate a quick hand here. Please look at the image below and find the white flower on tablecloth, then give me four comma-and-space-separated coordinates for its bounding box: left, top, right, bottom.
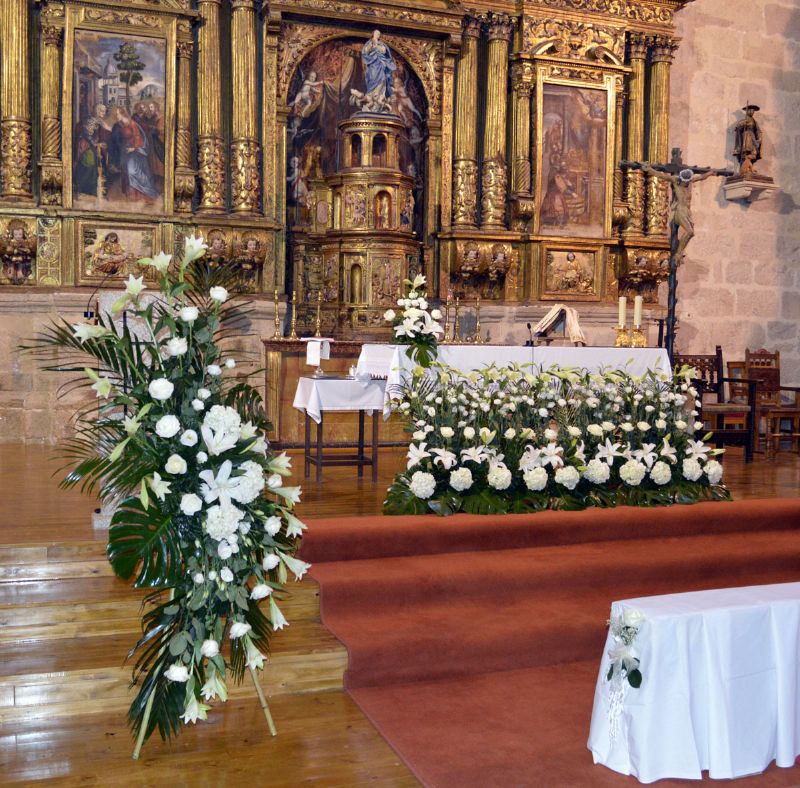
165, 453, 187, 475
229, 621, 251, 639
449, 467, 473, 492
620, 460, 646, 486
523, 467, 548, 491
487, 465, 512, 490
622, 607, 646, 629
584, 459, 610, 485
650, 461, 672, 486
201, 639, 220, 658
149, 378, 174, 401
167, 337, 188, 357
165, 663, 189, 682
705, 459, 723, 485
555, 466, 580, 490
409, 470, 436, 499
180, 493, 203, 516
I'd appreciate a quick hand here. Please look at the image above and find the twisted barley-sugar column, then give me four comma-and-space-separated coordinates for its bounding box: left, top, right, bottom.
623, 32, 648, 236
39, 20, 64, 205
613, 83, 626, 204
510, 57, 534, 196
0, 0, 32, 200
230, 0, 261, 215
646, 35, 678, 236
196, 0, 225, 213
480, 13, 514, 229
452, 16, 481, 227
174, 38, 195, 213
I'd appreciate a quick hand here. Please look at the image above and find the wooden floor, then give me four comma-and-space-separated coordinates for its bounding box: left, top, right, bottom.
0, 443, 797, 786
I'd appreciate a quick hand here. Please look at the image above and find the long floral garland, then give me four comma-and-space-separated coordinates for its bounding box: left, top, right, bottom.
384, 362, 729, 515
22, 238, 308, 756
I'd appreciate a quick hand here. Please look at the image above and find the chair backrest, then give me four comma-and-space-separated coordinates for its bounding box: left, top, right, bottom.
673, 346, 724, 398
726, 361, 748, 403
745, 347, 781, 406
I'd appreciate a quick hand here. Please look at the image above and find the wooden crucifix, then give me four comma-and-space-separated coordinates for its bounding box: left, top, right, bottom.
620, 148, 732, 360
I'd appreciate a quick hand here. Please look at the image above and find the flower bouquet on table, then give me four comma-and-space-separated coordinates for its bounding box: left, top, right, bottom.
384, 273, 443, 369
383, 361, 730, 516
21, 236, 308, 757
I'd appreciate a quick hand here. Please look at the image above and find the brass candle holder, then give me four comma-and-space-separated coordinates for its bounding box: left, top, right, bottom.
443, 297, 452, 343
452, 297, 462, 344
314, 291, 322, 338
288, 290, 299, 340
473, 296, 485, 344
271, 289, 283, 341
629, 326, 647, 348
614, 325, 631, 348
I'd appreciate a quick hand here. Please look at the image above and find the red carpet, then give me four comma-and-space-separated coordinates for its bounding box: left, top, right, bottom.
302, 500, 800, 787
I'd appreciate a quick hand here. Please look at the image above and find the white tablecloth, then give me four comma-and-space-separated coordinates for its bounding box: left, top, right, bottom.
588, 582, 800, 783
292, 377, 386, 424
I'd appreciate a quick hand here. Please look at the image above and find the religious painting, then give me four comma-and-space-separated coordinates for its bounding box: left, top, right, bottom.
69, 30, 167, 214
537, 83, 610, 238
285, 36, 428, 237
541, 247, 601, 301
0, 217, 37, 286
78, 222, 156, 285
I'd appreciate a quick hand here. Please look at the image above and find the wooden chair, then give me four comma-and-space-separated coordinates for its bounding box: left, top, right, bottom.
673, 346, 758, 462
723, 361, 748, 430
745, 348, 800, 456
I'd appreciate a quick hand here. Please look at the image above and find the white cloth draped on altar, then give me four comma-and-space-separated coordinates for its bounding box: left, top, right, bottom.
588, 582, 800, 783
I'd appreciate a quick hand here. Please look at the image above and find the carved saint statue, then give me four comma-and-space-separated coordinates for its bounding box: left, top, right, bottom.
350, 31, 396, 113
1, 221, 36, 285
733, 103, 763, 176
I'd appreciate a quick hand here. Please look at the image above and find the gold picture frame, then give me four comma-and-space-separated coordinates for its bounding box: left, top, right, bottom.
76, 219, 161, 286
62, 5, 177, 216
540, 243, 603, 302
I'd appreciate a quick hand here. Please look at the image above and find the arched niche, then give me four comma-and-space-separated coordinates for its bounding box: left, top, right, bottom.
372, 134, 387, 167
350, 134, 362, 168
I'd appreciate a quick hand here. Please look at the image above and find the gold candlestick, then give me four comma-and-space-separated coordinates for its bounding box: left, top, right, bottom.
314, 291, 322, 338
473, 296, 485, 344
452, 297, 462, 344
629, 327, 647, 348
614, 325, 631, 348
288, 290, 299, 340
443, 297, 452, 343
271, 289, 283, 340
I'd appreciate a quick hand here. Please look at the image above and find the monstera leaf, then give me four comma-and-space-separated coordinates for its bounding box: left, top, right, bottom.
108, 498, 184, 587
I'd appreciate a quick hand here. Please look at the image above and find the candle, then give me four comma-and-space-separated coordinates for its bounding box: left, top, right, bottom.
618, 296, 627, 327
633, 296, 643, 328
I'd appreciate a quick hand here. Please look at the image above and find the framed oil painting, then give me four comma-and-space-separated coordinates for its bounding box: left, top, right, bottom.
541, 245, 602, 301
63, 14, 175, 215
535, 77, 615, 239
77, 221, 157, 285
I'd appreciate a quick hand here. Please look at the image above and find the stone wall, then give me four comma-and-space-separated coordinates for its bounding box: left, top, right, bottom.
670, 0, 800, 383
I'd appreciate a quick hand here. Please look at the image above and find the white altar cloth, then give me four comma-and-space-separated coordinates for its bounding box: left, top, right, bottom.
588, 582, 800, 783
293, 377, 386, 424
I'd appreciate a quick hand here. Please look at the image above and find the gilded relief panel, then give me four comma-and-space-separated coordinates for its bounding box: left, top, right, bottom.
77, 222, 157, 285
541, 245, 602, 301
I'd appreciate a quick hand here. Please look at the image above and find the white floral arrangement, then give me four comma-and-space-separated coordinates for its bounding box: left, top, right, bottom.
384, 273, 443, 368
607, 607, 646, 688
23, 236, 308, 756
384, 362, 728, 515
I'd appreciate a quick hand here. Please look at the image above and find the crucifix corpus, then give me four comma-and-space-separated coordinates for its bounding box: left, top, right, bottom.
620, 148, 732, 360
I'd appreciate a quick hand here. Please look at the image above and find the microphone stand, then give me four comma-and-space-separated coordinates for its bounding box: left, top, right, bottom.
526, 322, 535, 367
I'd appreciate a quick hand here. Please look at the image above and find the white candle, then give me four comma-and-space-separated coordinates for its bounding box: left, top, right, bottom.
633, 296, 643, 328
618, 296, 627, 327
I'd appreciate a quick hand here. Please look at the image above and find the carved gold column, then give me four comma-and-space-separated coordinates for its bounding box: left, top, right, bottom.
0, 0, 32, 200
174, 34, 195, 213
611, 76, 628, 230
480, 13, 514, 229
440, 41, 456, 232
452, 16, 481, 228
646, 35, 678, 236
230, 0, 261, 215
509, 56, 535, 232
39, 14, 64, 205
623, 32, 648, 237
196, 0, 225, 213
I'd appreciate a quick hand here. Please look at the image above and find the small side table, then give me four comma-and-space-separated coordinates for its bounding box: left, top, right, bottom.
293, 377, 386, 482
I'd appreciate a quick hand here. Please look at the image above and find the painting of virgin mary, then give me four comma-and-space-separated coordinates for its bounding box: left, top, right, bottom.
359, 30, 396, 112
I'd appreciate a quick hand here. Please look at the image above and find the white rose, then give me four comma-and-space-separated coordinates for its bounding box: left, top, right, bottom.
262, 553, 280, 570
218, 542, 233, 559
155, 415, 181, 438
207, 364, 222, 376
705, 459, 723, 485
165, 453, 187, 475
637, 421, 651, 432
601, 421, 615, 432
620, 423, 634, 433
504, 428, 516, 440
554, 466, 580, 490
587, 424, 604, 438
208, 570, 218, 580
650, 461, 672, 486
200, 639, 219, 658
409, 471, 436, 499
431, 309, 442, 320
487, 466, 512, 491
544, 428, 558, 442
149, 378, 174, 401
265, 516, 282, 536
383, 309, 396, 321
250, 584, 272, 600
655, 419, 667, 430
209, 286, 229, 303
229, 622, 251, 639
167, 337, 188, 357
675, 419, 688, 430
196, 451, 208, 464
220, 567, 234, 583
180, 493, 203, 516
620, 459, 647, 486
192, 399, 205, 411
449, 467, 473, 492
193, 572, 204, 584
523, 467, 548, 491
197, 388, 211, 401
567, 426, 582, 438
463, 427, 475, 439
440, 426, 454, 439
179, 306, 199, 323
583, 459, 610, 485
622, 608, 646, 629
180, 429, 198, 447
225, 358, 236, 369
165, 663, 189, 682
412, 430, 426, 441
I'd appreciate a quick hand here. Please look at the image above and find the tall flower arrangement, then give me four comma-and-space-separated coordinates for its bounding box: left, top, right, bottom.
384, 274, 443, 368
384, 362, 728, 515
22, 237, 308, 756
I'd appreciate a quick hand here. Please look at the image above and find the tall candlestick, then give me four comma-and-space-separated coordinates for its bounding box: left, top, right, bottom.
271, 289, 282, 340
443, 296, 452, 343
453, 297, 461, 344
314, 291, 322, 338
633, 295, 643, 328
618, 296, 627, 327
288, 290, 298, 340
474, 296, 484, 344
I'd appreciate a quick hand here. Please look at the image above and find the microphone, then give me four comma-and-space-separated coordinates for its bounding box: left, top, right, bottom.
526, 322, 535, 367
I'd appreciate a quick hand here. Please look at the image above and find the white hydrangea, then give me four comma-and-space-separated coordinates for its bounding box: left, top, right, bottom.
705, 459, 723, 484
229, 460, 265, 504
523, 467, 548, 491
409, 471, 436, 499
487, 465, 512, 490
204, 405, 240, 434
449, 467, 473, 492
204, 502, 245, 542
682, 457, 703, 481
649, 460, 672, 486
620, 459, 647, 486
554, 465, 580, 490
583, 459, 610, 485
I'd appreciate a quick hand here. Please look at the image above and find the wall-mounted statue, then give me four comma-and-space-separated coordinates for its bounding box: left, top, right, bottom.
1, 220, 36, 285
350, 31, 397, 114
733, 103, 762, 177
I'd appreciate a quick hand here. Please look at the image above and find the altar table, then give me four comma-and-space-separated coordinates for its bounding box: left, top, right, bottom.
588, 582, 800, 783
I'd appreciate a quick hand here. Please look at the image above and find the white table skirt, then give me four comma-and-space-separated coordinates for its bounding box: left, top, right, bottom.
292, 377, 386, 424
588, 582, 800, 783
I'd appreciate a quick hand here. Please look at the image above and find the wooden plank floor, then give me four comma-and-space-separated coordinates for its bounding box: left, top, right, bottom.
0, 442, 797, 786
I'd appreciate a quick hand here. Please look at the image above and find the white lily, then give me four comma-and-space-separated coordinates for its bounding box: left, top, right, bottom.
430, 448, 457, 470
73, 323, 110, 343
660, 437, 678, 463
200, 670, 228, 702
632, 442, 658, 469
144, 251, 172, 273
596, 438, 624, 466
182, 233, 208, 265
519, 445, 544, 471
269, 597, 289, 630
281, 552, 311, 580
181, 694, 211, 725
406, 442, 431, 469
540, 443, 565, 469
685, 439, 711, 461
201, 423, 239, 456
199, 460, 241, 507
148, 472, 172, 501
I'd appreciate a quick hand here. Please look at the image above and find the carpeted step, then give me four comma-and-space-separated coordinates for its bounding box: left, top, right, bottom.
301, 498, 800, 563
